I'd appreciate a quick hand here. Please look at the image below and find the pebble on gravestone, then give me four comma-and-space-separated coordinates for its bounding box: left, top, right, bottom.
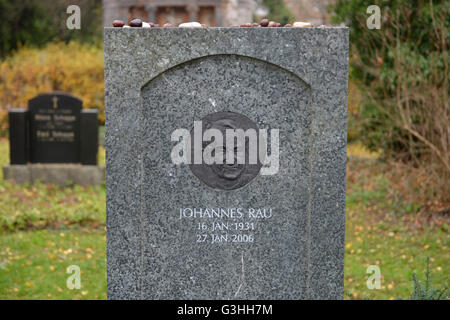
179, 22, 202, 28
260, 19, 269, 27
112, 20, 124, 27
129, 19, 142, 27
293, 21, 312, 28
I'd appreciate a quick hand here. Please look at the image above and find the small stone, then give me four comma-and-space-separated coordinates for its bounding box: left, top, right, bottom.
260, 19, 269, 27
284, 24, 292, 27
240, 23, 252, 27
179, 22, 202, 28
293, 21, 312, 28
122, 25, 130, 28
142, 22, 151, 28
163, 23, 174, 28
112, 20, 124, 27
129, 19, 143, 27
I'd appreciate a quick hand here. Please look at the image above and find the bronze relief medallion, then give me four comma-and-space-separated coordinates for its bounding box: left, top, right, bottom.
189, 111, 262, 190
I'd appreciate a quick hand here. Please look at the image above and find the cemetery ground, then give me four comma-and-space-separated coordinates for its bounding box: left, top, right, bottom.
0, 138, 447, 300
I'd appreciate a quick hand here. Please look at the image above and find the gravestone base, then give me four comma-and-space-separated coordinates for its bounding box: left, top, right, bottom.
3, 164, 105, 186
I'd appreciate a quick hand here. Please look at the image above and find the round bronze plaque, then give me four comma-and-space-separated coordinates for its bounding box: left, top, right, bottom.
189, 111, 262, 190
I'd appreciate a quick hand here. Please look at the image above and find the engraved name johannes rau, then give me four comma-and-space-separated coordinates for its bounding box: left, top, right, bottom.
179, 207, 273, 245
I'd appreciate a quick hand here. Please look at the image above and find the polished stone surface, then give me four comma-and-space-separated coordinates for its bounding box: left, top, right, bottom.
105, 27, 349, 300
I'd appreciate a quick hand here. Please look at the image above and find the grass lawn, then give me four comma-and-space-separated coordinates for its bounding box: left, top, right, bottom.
0, 139, 448, 299
0, 228, 106, 300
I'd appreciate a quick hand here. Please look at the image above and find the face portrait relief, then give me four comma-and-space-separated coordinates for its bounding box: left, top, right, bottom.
189, 111, 262, 190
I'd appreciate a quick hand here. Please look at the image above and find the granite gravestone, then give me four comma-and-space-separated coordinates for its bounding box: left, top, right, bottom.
105, 27, 349, 300
4, 92, 104, 186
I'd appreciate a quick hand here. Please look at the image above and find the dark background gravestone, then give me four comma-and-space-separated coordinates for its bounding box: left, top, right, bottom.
29, 92, 82, 163
9, 92, 98, 165
4, 92, 104, 186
